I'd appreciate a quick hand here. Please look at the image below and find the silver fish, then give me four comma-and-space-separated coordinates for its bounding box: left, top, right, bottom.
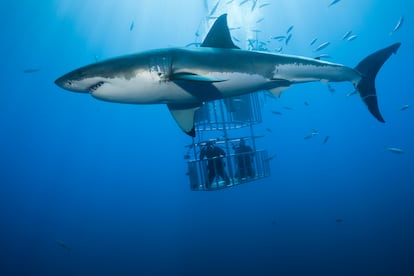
209, 1, 220, 16
23, 68, 40, 73
342, 30, 352, 40
274, 46, 283, 52
286, 25, 294, 34
285, 34, 292, 45
347, 35, 358, 41
400, 104, 410, 111
271, 35, 286, 41
239, 0, 249, 6
315, 54, 332, 60
385, 146, 405, 154
259, 3, 270, 9
328, 0, 341, 7
251, 0, 257, 11
315, 42, 330, 52
309, 38, 318, 46
256, 18, 264, 24
390, 16, 404, 35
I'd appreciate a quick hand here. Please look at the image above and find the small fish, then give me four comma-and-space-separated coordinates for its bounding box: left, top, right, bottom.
129, 21, 134, 31
251, 0, 258, 11
286, 25, 294, 34
328, 0, 341, 7
322, 135, 330, 144
327, 84, 335, 93
304, 101, 309, 106
274, 47, 283, 53
346, 35, 358, 41
400, 104, 410, 111
185, 42, 201, 47
23, 68, 40, 73
226, 0, 235, 4
346, 90, 358, 97
265, 127, 272, 133
271, 35, 286, 41
315, 42, 330, 52
56, 240, 71, 251
385, 146, 405, 154
283, 106, 293, 110
209, 1, 220, 16
304, 129, 320, 139
342, 30, 352, 40
285, 34, 292, 45
271, 110, 282, 115
256, 18, 265, 24
390, 16, 404, 35
239, 0, 249, 6
335, 218, 344, 223
315, 54, 332, 60
309, 38, 318, 46
259, 3, 270, 9
304, 134, 313, 140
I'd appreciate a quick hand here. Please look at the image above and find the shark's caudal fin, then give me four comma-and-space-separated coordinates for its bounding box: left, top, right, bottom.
201, 14, 239, 49
354, 43, 401, 122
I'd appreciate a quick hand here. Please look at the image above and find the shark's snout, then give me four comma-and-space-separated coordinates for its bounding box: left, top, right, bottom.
54, 74, 89, 93
54, 76, 66, 88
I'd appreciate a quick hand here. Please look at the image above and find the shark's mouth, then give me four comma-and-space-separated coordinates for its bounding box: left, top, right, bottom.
88, 81, 105, 93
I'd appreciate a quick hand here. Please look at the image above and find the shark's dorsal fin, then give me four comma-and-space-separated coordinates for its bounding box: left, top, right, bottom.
201, 14, 240, 49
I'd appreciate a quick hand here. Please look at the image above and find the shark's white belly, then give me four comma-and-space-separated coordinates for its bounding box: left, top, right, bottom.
90, 71, 268, 104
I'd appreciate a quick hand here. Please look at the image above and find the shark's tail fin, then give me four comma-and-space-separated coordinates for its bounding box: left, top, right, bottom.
354, 42, 401, 122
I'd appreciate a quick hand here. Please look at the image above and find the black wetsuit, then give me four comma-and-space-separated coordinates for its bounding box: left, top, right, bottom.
234, 144, 254, 179
200, 145, 230, 188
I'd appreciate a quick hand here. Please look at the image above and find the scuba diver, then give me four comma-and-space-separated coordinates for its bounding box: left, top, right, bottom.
200, 141, 230, 189
233, 139, 254, 179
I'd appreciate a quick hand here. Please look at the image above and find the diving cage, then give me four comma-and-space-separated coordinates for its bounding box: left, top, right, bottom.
185, 93, 271, 191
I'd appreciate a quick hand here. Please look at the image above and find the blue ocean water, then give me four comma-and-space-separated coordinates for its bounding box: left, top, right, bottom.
1, 0, 413, 275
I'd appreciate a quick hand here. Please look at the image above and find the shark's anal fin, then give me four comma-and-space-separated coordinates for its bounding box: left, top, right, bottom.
173, 73, 227, 83
201, 14, 240, 49
167, 103, 201, 137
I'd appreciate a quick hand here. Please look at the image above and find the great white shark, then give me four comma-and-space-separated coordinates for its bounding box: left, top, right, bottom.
55, 14, 401, 137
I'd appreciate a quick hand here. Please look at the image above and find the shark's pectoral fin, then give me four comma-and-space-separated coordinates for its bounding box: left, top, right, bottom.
173, 73, 227, 83
267, 79, 291, 98
167, 103, 201, 137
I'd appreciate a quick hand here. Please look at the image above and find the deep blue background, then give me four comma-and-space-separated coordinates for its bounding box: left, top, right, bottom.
1, 1, 413, 275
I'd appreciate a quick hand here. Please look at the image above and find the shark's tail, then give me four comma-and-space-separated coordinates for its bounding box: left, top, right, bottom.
354, 42, 401, 122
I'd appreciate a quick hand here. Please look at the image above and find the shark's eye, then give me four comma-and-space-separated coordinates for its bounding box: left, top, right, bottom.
67, 81, 73, 86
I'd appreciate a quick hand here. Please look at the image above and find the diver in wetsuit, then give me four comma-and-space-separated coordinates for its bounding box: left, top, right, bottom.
234, 139, 254, 179
200, 141, 230, 189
